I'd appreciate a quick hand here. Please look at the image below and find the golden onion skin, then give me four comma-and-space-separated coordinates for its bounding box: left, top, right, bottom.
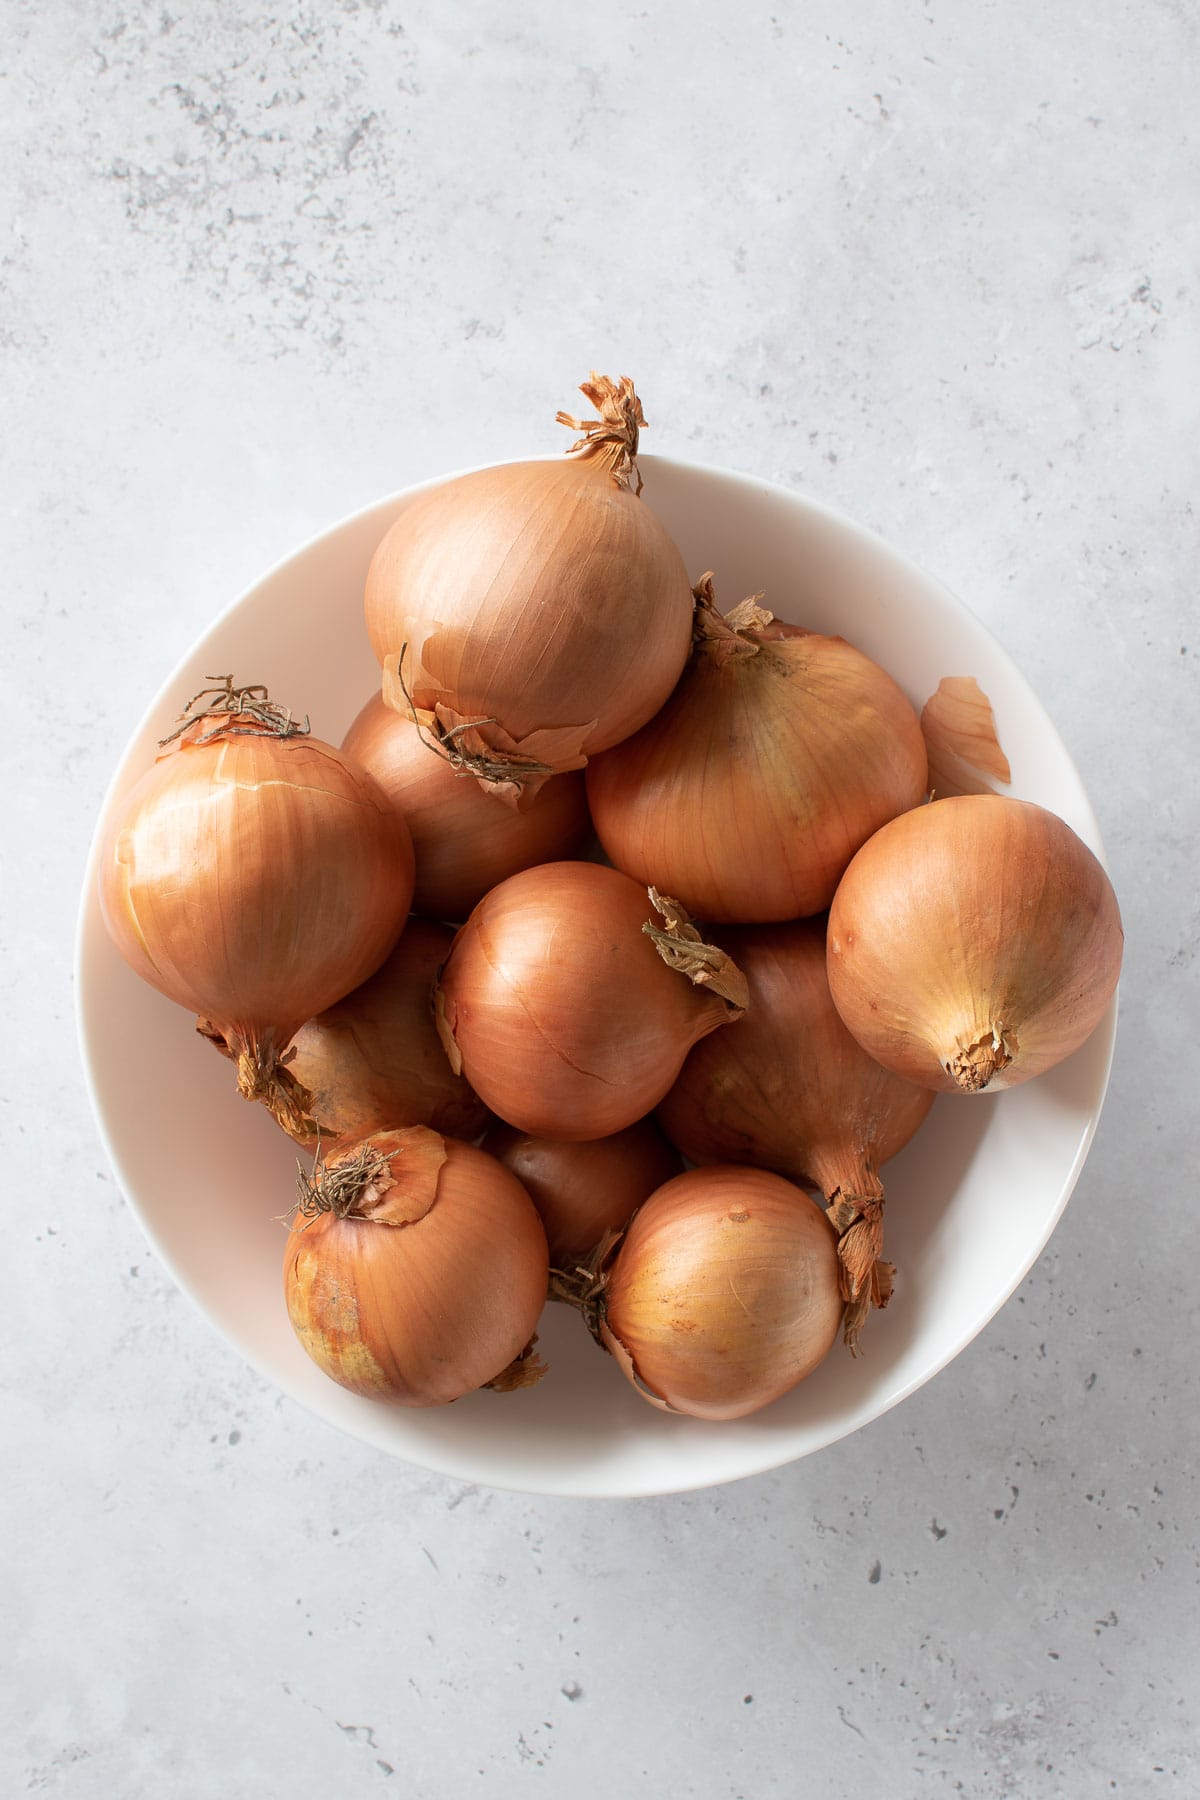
100, 724, 414, 1044
827, 794, 1124, 1094
283, 1132, 548, 1407
436, 863, 738, 1141
364, 457, 694, 757
483, 1118, 682, 1267
283, 920, 492, 1149
601, 1166, 843, 1420
342, 693, 591, 920
658, 918, 934, 1192
586, 623, 929, 923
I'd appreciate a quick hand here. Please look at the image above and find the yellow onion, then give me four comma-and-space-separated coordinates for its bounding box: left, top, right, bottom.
99, 679, 414, 1136
365, 374, 694, 803
280, 920, 492, 1149
482, 1118, 681, 1269
435, 863, 748, 1141
599, 1167, 843, 1420
342, 693, 591, 920
657, 919, 935, 1349
284, 1127, 549, 1406
586, 575, 929, 922
827, 794, 1124, 1093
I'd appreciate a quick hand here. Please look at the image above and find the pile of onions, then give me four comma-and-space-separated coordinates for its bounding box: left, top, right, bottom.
597, 1167, 844, 1420
657, 919, 935, 1348
284, 1126, 549, 1406
827, 795, 1124, 1094
483, 1119, 681, 1269
435, 862, 749, 1140
365, 375, 694, 803
586, 575, 929, 921
97, 372, 1125, 1429
280, 920, 492, 1149
100, 679, 413, 1136
342, 694, 591, 920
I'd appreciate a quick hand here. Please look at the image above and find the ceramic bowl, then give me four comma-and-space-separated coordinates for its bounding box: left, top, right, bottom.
76, 456, 1117, 1497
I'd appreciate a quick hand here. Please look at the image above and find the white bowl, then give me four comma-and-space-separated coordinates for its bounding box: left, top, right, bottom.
76, 456, 1117, 1498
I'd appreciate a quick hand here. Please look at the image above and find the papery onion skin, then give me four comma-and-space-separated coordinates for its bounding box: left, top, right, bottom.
282, 920, 492, 1148
99, 713, 415, 1127
827, 794, 1124, 1094
658, 919, 933, 1190
585, 584, 929, 922
482, 1118, 682, 1267
600, 1166, 843, 1421
364, 396, 694, 776
342, 694, 592, 920
657, 919, 934, 1350
436, 862, 743, 1141
283, 1128, 548, 1406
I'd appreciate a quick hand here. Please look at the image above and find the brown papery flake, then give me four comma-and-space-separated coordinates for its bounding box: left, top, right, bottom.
920, 675, 1012, 798
642, 888, 750, 1014
294, 1127, 449, 1228
555, 372, 646, 494
383, 647, 593, 808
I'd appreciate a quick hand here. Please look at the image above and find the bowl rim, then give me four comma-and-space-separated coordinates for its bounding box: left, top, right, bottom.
74, 450, 1119, 1497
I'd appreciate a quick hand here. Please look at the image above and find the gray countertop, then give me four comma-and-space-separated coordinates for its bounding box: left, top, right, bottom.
5, 2, 1197, 1794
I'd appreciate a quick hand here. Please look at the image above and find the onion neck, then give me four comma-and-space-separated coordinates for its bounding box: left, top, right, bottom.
642, 887, 749, 1016
555, 373, 646, 494
197, 1019, 318, 1141
690, 573, 774, 667
816, 1156, 892, 1356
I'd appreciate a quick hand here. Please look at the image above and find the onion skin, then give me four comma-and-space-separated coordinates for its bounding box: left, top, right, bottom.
482, 1118, 682, 1268
364, 450, 694, 772
282, 920, 492, 1149
436, 862, 744, 1141
99, 714, 414, 1131
600, 1167, 843, 1421
283, 1129, 548, 1406
827, 795, 1124, 1094
585, 583, 929, 922
342, 694, 591, 920
657, 919, 934, 1348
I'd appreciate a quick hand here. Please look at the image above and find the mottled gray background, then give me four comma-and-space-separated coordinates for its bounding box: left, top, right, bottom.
5, 1, 1198, 1794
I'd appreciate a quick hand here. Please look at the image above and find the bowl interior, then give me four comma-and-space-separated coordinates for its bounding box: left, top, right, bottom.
76, 456, 1116, 1497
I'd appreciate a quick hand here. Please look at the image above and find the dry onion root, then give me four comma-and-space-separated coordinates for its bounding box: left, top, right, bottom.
278, 920, 493, 1149
283, 1127, 549, 1406
365, 373, 695, 805
99, 678, 414, 1137
827, 794, 1124, 1093
482, 1118, 682, 1272
434, 862, 749, 1141
656, 919, 935, 1351
585, 574, 930, 922
341, 693, 592, 920
597, 1167, 844, 1420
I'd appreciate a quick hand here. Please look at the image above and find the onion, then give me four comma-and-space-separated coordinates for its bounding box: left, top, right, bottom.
827, 794, 1124, 1093
283, 1127, 549, 1405
482, 1118, 681, 1268
365, 374, 694, 803
598, 1167, 843, 1420
342, 693, 591, 920
435, 863, 749, 1141
657, 919, 935, 1348
99, 679, 414, 1136
280, 920, 492, 1149
585, 575, 929, 922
